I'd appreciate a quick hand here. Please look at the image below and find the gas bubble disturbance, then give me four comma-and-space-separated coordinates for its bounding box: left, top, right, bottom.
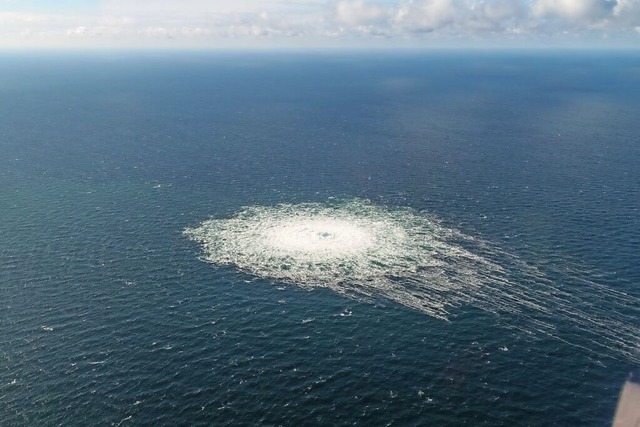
185, 198, 640, 362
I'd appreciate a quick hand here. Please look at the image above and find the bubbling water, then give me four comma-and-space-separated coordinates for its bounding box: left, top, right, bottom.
185, 199, 482, 319
185, 198, 640, 362
263, 218, 375, 255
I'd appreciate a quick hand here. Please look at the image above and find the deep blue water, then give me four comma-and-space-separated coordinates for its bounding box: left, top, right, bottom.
1, 51, 639, 426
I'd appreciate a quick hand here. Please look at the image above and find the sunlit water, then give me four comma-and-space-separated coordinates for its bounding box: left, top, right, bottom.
2, 53, 640, 426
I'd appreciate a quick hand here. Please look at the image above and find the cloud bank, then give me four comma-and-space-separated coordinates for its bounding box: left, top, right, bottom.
0, 0, 638, 49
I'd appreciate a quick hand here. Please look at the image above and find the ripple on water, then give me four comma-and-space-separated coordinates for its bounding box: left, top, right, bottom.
185, 198, 640, 363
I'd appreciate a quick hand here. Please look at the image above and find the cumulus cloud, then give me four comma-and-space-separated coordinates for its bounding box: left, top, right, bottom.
0, 11, 46, 24
334, 0, 390, 26
472, 0, 528, 31
533, 0, 611, 20
0, 0, 638, 48
613, 0, 640, 27
394, 0, 457, 33
531, 0, 616, 31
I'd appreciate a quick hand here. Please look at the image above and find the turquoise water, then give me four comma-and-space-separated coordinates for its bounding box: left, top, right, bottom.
1, 52, 639, 425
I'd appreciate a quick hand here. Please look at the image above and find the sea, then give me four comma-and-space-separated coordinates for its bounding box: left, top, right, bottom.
1, 50, 639, 426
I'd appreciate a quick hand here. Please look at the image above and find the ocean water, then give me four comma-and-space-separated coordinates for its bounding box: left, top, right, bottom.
1, 51, 639, 426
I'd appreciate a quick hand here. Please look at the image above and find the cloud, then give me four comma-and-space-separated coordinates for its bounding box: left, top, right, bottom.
0, 11, 45, 24
0, 0, 638, 48
334, 0, 390, 26
472, 0, 528, 31
532, 0, 612, 21
394, 0, 456, 33
613, 0, 640, 26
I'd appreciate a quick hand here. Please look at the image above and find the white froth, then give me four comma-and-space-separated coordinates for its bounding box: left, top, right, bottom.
185, 198, 640, 363
262, 218, 375, 255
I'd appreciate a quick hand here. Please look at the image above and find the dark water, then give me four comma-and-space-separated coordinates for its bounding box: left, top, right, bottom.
1, 51, 639, 426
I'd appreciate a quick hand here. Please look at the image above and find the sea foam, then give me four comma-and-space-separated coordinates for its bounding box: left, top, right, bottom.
185, 198, 640, 362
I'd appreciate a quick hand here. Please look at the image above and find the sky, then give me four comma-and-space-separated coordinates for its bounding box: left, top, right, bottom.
0, 0, 638, 49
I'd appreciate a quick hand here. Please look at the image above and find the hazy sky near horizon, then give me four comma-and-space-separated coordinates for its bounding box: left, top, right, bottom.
0, 0, 639, 49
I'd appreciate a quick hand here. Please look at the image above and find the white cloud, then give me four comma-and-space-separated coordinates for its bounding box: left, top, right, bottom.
394, 0, 456, 33
532, 0, 614, 26
334, 0, 390, 26
0, 0, 638, 49
613, 0, 640, 25
0, 11, 45, 24
475, 0, 527, 30
66, 26, 87, 36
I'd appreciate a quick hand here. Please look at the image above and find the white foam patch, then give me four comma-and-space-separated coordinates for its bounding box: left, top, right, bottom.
185, 198, 640, 362
263, 218, 375, 255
